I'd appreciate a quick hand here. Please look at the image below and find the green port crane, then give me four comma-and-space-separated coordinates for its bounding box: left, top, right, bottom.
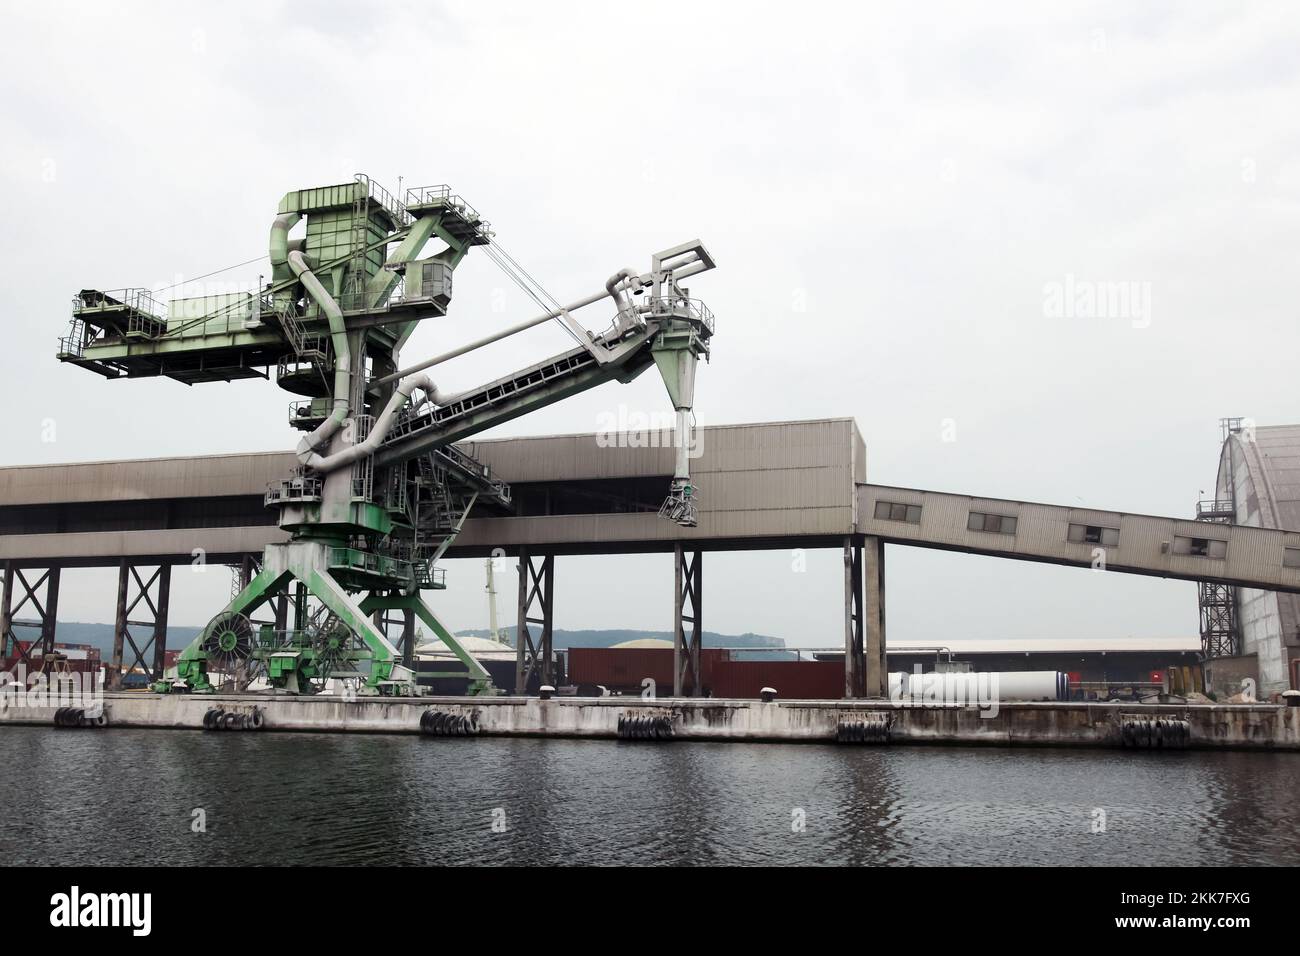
58, 175, 716, 697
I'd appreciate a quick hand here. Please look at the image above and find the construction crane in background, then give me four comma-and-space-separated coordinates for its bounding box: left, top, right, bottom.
57, 175, 716, 697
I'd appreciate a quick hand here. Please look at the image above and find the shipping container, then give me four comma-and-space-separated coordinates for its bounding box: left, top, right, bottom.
708, 659, 845, 700
566, 647, 728, 695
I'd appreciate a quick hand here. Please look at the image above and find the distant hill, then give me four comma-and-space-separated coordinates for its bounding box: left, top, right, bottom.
48, 622, 203, 656
47, 622, 787, 656
459, 627, 787, 650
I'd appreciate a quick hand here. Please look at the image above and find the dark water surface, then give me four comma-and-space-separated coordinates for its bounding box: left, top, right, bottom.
1, 727, 1296, 866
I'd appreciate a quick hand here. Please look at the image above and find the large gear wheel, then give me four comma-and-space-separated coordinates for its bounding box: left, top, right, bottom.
201, 612, 255, 682
309, 620, 355, 685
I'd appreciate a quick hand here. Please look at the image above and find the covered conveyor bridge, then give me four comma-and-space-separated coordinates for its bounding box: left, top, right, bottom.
4, 418, 1299, 694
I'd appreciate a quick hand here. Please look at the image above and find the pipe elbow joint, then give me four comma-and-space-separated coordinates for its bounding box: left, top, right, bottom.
270, 212, 301, 268
606, 267, 640, 298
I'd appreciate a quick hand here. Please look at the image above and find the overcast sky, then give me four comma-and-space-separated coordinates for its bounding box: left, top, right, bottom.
1, 1, 1296, 646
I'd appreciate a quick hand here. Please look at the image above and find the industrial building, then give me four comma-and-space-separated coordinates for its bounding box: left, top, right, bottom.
1199, 420, 1300, 696
882, 637, 1200, 686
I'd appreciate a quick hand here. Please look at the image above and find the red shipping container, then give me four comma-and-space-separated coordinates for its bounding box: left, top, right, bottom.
567, 647, 728, 695
709, 660, 844, 700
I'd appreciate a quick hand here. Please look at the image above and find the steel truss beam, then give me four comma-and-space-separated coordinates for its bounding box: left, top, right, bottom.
1199, 580, 1239, 659
673, 545, 702, 697
110, 560, 171, 688
1196, 494, 1240, 660
1, 562, 62, 672
515, 549, 554, 694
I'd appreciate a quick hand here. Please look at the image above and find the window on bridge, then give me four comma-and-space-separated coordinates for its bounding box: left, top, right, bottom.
1068, 523, 1119, 546
967, 511, 1017, 534
1173, 535, 1227, 559
873, 500, 921, 524
1283, 547, 1300, 570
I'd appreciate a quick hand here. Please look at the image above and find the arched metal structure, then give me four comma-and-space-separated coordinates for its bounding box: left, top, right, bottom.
1203, 419, 1300, 695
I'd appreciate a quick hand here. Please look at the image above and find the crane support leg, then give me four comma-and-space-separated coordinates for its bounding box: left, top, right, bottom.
359, 591, 494, 694
165, 542, 422, 696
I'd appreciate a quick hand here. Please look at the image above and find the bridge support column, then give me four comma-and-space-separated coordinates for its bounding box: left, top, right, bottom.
1, 561, 12, 661
673, 545, 703, 697
3, 565, 61, 672
515, 549, 554, 695
110, 562, 171, 688
863, 536, 887, 698
844, 537, 864, 698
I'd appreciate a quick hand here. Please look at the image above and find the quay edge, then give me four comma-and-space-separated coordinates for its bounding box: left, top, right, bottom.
2, 693, 1299, 751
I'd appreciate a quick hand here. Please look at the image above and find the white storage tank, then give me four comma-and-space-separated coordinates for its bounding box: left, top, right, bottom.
898, 670, 1068, 703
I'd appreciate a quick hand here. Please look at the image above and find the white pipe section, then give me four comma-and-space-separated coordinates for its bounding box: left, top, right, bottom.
605, 267, 642, 326
303, 371, 461, 473
288, 250, 353, 464
895, 671, 1068, 703
269, 212, 299, 268
671, 260, 710, 282
374, 280, 648, 387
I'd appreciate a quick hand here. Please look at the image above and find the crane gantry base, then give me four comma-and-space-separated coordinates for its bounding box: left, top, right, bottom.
161, 540, 492, 697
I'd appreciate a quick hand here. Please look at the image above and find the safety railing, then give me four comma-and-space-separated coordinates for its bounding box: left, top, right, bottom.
274, 298, 308, 354
354, 173, 410, 227
646, 295, 714, 334
287, 399, 326, 429
73, 288, 167, 320
57, 319, 89, 358
414, 562, 447, 589
350, 415, 375, 500
1196, 499, 1236, 521
404, 184, 454, 208
403, 184, 491, 239
326, 545, 443, 588
436, 444, 512, 505
265, 474, 322, 507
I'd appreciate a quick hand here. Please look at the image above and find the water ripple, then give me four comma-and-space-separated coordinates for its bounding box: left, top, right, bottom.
0, 729, 1297, 866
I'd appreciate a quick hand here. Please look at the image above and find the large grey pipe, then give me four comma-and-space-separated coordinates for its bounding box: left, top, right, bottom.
269, 212, 298, 269
269, 212, 354, 463
287, 249, 352, 463
606, 267, 642, 326
301, 371, 459, 473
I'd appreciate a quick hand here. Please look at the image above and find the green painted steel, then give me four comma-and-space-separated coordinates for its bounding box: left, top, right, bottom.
65, 174, 715, 699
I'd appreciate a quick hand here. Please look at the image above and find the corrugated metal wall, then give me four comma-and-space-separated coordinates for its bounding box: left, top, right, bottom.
858, 483, 1300, 593
0, 452, 294, 506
